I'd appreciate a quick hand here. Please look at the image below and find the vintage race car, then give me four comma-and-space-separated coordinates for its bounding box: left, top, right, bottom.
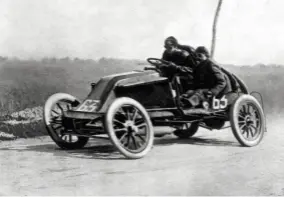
43, 58, 266, 159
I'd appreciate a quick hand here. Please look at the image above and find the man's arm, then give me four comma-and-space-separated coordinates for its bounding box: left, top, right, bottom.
169, 63, 192, 74
178, 45, 198, 67
162, 51, 170, 61
208, 62, 227, 96
178, 44, 195, 53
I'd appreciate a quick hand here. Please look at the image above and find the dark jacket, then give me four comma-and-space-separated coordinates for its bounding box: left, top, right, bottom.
193, 59, 232, 97
162, 44, 197, 67
177, 44, 195, 55
161, 44, 196, 90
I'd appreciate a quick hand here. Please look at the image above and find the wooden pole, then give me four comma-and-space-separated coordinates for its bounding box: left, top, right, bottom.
211, 0, 223, 58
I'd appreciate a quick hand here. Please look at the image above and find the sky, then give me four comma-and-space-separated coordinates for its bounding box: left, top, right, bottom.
0, 0, 283, 65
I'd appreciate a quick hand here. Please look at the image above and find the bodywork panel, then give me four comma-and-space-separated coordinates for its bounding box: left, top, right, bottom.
73, 70, 176, 113
115, 79, 176, 109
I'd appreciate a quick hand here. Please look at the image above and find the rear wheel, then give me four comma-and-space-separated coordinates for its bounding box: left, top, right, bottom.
43, 93, 89, 149
105, 97, 154, 159
230, 95, 265, 147
173, 122, 199, 139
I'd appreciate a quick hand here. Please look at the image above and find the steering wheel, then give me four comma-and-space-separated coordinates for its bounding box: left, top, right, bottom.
147, 58, 171, 68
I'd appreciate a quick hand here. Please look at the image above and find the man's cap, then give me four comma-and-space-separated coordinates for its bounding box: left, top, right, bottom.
165, 36, 178, 45
195, 46, 210, 58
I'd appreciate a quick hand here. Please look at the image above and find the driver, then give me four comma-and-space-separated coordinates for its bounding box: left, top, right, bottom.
159, 37, 198, 90
180, 46, 233, 108
162, 36, 197, 68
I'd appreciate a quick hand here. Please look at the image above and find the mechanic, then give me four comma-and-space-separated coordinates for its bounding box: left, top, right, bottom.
193, 46, 240, 91
180, 46, 233, 108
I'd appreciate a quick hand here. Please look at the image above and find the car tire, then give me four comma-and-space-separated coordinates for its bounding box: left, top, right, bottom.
105, 97, 154, 159
230, 94, 265, 147
43, 93, 89, 149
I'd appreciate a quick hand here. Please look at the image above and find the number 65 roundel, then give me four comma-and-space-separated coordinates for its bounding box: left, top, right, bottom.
212, 96, 228, 110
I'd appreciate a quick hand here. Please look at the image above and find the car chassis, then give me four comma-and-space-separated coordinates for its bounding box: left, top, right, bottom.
43, 58, 266, 159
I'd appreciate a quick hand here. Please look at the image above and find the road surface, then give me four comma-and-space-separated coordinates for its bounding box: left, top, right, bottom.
0, 116, 283, 196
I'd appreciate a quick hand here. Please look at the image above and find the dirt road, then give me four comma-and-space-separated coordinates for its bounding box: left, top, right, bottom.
0, 117, 284, 196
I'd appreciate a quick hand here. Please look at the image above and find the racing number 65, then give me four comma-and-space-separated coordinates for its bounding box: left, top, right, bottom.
212, 96, 228, 110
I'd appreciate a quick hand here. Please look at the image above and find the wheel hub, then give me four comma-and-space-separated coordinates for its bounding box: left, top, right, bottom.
245, 115, 253, 126
125, 120, 138, 133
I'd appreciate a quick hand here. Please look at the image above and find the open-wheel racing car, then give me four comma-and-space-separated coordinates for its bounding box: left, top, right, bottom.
43, 58, 266, 159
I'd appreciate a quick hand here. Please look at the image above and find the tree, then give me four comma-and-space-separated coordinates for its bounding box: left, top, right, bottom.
211, 0, 223, 58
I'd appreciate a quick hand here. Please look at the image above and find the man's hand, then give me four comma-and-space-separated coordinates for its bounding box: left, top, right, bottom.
167, 62, 180, 71
158, 61, 177, 69
168, 62, 177, 67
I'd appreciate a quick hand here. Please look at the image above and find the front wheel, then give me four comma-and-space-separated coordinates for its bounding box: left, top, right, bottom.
105, 97, 154, 159
43, 93, 89, 149
230, 95, 265, 147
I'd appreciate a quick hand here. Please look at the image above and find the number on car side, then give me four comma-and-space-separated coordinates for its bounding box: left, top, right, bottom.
77, 99, 100, 112
212, 96, 228, 110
